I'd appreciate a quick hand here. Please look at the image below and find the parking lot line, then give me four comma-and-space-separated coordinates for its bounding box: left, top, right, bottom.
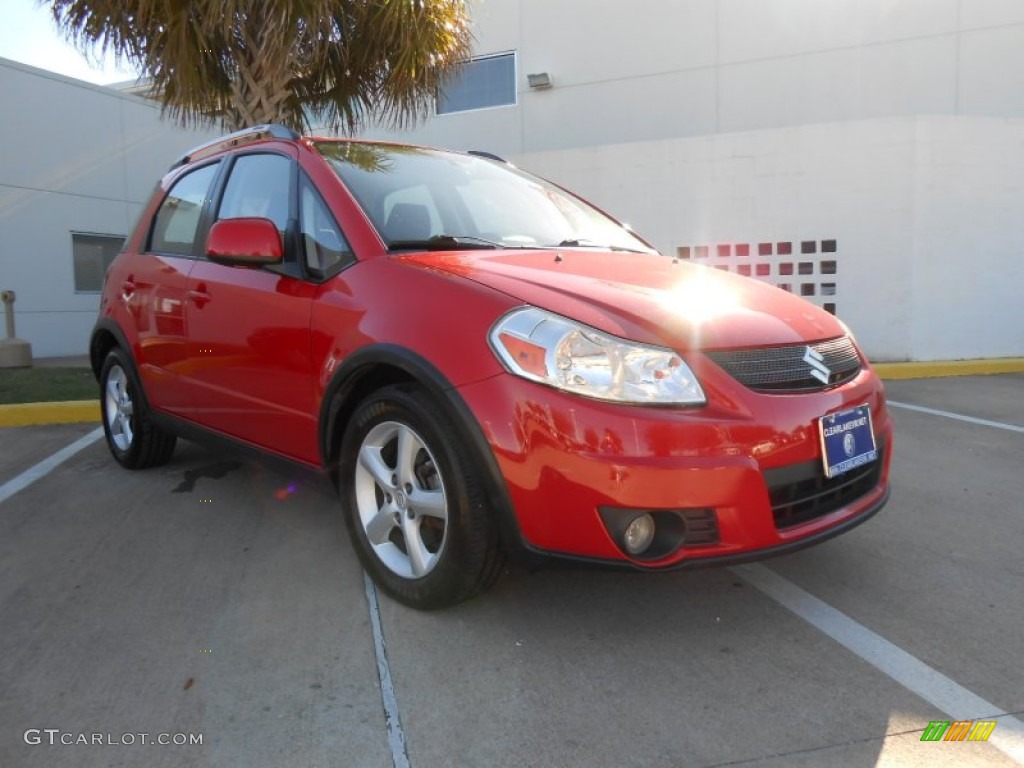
0, 426, 103, 505
364, 571, 411, 768
888, 401, 1024, 433
733, 563, 1024, 764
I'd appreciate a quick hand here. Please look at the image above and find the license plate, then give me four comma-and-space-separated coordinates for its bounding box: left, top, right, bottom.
819, 404, 878, 479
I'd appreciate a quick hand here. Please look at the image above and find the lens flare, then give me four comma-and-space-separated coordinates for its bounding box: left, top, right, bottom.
274, 482, 297, 501
663, 275, 740, 324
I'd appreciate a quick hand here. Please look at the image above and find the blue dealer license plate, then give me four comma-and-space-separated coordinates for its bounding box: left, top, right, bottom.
819, 405, 878, 479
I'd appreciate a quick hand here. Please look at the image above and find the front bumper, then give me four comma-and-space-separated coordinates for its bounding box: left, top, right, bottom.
456, 360, 893, 568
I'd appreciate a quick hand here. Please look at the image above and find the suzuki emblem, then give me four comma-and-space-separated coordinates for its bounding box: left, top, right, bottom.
803, 346, 832, 384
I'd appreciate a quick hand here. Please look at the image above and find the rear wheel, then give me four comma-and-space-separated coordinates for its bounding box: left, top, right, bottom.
100, 348, 176, 469
339, 385, 503, 609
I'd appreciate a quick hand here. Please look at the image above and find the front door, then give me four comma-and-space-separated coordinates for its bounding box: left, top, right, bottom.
182, 151, 319, 463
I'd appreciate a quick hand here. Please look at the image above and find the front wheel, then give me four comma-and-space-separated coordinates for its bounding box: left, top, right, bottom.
100, 348, 176, 469
339, 385, 503, 609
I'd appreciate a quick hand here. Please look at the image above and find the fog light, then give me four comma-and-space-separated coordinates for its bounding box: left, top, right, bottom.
623, 513, 656, 555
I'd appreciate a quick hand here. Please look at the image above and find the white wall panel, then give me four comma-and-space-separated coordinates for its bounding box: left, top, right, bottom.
466, 0, 522, 56
856, 0, 959, 44
958, 26, 1024, 119
959, 0, 1024, 30
719, 0, 860, 64
119, 101, 212, 202
512, 116, 1024, 361
0, 59, 215, 357
720, 37, 956, 134
719, 0, 957, 65
520, 0, 717, 84
365, 0, 1024, 150
1, 67, 125, 200
1, 190, 132, 309
720, 48, 865, 133
860, 37, 957, 118
522, 68, 717, 152
15, 311, 97, 360
368, 104, 523, 156
909, 118, 1024, 360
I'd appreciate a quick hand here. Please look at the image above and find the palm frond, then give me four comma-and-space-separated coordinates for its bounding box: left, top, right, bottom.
45, 0, 474, 133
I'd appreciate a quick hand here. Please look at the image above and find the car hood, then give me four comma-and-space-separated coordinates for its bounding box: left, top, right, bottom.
399, 249, 847, 351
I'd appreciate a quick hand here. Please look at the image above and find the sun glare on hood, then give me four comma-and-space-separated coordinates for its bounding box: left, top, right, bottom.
662, 275, 741, 325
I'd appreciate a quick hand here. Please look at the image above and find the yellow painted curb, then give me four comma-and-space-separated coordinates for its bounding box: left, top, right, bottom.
0, 400, 100, 427
871, 358, 1024, 380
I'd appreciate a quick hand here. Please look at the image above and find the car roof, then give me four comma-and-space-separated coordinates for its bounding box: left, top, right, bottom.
175, 124, 507, 170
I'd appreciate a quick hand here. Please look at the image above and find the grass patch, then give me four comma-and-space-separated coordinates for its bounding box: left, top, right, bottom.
0, 367, 97, 404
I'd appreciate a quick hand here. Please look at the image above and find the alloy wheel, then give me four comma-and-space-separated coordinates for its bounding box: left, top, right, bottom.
354, 421, 448, 579
104, 364, 134, 452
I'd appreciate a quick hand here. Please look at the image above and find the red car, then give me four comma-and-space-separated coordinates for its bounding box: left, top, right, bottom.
92, 125, 892, 609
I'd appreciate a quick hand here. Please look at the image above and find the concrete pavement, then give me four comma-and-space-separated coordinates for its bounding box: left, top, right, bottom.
0, 375, 1021, 767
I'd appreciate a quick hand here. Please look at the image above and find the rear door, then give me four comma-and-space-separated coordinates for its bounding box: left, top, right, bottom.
183, 148, 320, 462
131, 161, 221, 415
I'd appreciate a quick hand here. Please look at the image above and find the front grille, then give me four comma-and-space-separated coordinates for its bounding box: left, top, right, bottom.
706, 336, 861, 392
765, 445, 884, 530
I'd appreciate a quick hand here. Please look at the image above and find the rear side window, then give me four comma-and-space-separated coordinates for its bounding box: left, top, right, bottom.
217, 154, 291, 237
149, 163, 219, 255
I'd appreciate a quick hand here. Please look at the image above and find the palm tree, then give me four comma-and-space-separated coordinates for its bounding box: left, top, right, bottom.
47, 0, 473, 133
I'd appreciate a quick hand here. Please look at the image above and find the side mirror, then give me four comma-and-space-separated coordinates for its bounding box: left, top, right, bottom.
206, 218, 283, 266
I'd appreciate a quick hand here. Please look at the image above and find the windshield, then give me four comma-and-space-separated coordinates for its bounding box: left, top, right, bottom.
315, 142, 656, 253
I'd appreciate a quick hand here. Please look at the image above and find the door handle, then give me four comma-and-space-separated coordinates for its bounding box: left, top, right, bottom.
187, 285, 211, 308
121, 276, 136, 301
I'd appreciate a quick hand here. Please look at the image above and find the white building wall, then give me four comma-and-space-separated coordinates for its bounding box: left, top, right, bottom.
0, 58, 216, 357
506, 116, 1024, 361
908, 117, 1024, 361
510, 119, 915, 359
372, 0, 1024, 156
363, 0, 1024, 361
3, 2, 1020, 361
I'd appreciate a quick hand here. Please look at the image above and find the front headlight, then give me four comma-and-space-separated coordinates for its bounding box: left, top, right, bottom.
489, 307, 706, 405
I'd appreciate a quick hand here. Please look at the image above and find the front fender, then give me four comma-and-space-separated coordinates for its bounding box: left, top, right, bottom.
317, 343, 525, 554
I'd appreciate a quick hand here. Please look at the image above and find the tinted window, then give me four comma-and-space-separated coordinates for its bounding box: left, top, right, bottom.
437, 53, 516, 115
299, 176, 353, 277
217, 153, 291, 236
72, 233, 124, 292
316, 143, 655, 253
381, 185, 443, 240
150, 164, 219, 255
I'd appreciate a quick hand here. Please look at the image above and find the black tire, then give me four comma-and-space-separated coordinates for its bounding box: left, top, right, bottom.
339, 384, 504, 609
100, 348, 177, 469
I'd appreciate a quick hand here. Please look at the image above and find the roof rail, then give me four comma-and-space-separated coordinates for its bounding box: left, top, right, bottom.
172, 124, 300, 168
467, 150, 509, 164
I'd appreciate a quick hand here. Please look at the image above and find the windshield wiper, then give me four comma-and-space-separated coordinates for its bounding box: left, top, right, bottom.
388, 234, 502, 252
555, 238, 651, 254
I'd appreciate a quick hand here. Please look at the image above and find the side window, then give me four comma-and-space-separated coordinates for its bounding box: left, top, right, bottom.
300, 177, 353, 277
149, 163, 219, 255
217, 154, 291, 236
